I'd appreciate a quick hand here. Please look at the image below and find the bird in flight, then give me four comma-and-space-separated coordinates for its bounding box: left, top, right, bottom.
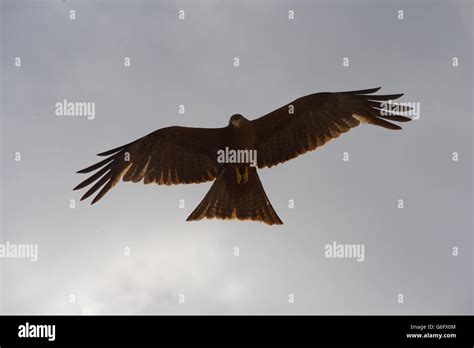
74, 87, 411, 225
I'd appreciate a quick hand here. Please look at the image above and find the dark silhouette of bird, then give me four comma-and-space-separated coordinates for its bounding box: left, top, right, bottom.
74, 87, 411, 225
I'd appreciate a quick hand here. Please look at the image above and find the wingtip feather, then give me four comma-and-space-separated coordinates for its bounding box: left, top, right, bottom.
351, 87, 382, 95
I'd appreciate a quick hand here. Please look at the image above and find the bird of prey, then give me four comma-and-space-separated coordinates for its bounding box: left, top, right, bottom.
74, 87, 411, 225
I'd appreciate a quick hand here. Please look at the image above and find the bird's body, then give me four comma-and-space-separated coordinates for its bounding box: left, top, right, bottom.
74, 87, 412, 225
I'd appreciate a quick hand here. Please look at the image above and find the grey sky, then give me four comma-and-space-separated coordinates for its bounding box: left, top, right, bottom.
0, 0, 472, 314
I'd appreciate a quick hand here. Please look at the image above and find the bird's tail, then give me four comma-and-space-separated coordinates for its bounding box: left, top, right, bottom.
187, 167, 283, 225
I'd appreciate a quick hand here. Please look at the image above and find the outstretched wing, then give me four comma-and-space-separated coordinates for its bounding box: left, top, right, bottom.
252, 87, 412, 168
74, 126, 226, 204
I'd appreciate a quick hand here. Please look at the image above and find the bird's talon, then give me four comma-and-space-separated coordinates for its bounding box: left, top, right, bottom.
243, 167, 249, 184
236, 167, 242, 184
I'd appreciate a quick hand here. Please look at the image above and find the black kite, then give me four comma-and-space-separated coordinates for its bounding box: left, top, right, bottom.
74, 87, 411, 225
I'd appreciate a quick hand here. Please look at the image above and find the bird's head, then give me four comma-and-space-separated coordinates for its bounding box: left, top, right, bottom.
229, 114, 248, 128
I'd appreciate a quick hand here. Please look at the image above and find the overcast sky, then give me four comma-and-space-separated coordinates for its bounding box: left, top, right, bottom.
0, 0, 472, 314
